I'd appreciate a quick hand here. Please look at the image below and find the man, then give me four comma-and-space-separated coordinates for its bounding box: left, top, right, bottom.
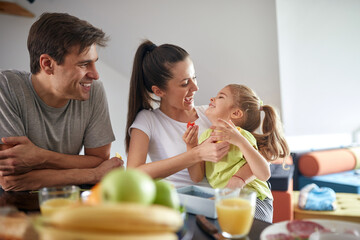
0, 12, 123, 191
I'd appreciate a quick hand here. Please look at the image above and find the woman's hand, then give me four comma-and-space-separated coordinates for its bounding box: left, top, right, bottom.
195, 136, 230, 163
182, 125, 199, 150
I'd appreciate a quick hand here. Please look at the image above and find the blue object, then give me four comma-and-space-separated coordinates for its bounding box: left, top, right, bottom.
298, 183, 336, 211
298, 170, 360, 194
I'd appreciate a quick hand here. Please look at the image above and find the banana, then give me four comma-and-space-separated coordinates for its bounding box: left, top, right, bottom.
38, 225, 178, 240
48, 203, 183, 234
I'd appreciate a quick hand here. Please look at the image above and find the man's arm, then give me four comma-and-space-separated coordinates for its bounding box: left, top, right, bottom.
0, 136, 111, 176
0, 157, 124, 191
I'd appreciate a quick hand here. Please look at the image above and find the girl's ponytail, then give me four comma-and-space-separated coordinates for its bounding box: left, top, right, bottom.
254, 105, 290, 168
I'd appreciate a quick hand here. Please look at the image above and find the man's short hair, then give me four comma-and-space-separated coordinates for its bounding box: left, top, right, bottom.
27, 12, 109, 74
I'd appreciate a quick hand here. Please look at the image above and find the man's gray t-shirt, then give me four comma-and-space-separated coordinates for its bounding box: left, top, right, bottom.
0, 70, 115, 154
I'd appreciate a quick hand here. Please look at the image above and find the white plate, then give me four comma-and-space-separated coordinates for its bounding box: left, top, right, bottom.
260, 219, 360, 240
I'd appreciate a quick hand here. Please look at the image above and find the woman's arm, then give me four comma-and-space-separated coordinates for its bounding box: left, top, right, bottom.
212, 119, 271, 181
127, 128, 230, 179
182, 125, 204, 183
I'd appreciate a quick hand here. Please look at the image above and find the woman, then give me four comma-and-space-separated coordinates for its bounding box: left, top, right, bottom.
125, 40, 273, 222
125, 39, 231, 187
129, 38, 267, 182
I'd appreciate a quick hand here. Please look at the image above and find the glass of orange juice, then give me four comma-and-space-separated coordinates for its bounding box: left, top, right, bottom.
215, 188, 256, 239
38, 185, 80, 217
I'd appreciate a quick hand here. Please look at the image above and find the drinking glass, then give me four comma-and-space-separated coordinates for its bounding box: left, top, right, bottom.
38, 185, 80, 217
215, 188, 256, 239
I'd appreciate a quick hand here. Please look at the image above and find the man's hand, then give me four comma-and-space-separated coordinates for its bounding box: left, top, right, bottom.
0, 136, 44, 176
0, 171, 36, 191
93, 156, 124, 182
0, 157, 125, 191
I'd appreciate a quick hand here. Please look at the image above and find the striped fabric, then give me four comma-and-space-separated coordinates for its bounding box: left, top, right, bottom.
254, 197, 273, 223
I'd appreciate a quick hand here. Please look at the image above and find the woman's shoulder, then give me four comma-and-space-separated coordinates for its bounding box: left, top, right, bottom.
134, 108, 162, 123
137, 108, 159, 117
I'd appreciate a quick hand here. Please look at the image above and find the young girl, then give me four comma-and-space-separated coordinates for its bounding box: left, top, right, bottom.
183, 84, 290, 222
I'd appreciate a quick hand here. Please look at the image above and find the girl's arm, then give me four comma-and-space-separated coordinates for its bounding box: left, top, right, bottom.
127, 128, 230, 179
211, 119, 271, 181
226, 163, 256, 188
182, 125, 205, 183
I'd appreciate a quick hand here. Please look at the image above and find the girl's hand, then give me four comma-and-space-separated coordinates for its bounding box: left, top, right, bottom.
182, 124, 199, 149
210, 119, 245, 146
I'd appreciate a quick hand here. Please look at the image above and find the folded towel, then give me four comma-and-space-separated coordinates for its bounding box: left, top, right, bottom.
298, 183, 336, 211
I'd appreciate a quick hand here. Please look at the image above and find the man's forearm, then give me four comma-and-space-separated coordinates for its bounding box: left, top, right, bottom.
0, 168, 98, 191
38, 144, 111, 170
39, 151, 104, 170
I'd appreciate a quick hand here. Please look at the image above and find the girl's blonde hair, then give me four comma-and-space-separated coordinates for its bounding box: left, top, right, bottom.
227, 84, 290, 164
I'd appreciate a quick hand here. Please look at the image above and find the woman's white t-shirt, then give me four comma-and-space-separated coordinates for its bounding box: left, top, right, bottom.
130, 105, 212, 188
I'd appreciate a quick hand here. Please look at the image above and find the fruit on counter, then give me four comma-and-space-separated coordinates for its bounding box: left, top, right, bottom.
153, 180, 180, 210
101, 168, 156, 205
38, 226, 178, 240
85, 183, 102, 205
43, 203, 183, 235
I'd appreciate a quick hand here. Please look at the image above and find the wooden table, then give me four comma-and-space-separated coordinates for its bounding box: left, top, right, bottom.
0, 189, 271, 240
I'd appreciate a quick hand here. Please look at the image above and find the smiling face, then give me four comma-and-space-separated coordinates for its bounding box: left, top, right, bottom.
205, 86, 241, 125
156, 57, 199, 114
48, 44, 100, 107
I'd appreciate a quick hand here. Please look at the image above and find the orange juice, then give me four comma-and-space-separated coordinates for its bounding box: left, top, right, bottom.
40, 198, 76, 217
216, 198, 254, 236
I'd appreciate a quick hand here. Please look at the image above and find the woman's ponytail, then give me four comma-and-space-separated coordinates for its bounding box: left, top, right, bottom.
125, 40, 189, 153
125, 40, 157, 153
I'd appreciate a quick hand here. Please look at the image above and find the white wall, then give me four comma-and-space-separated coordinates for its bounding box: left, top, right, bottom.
276, 0, 360, 150
0, 0, 280, 159
2, 0, 359, 154
96, 61, 129, 158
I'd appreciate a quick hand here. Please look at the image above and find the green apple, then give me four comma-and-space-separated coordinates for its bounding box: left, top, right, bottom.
101, 168, 156, 205
153, 179, 180, 210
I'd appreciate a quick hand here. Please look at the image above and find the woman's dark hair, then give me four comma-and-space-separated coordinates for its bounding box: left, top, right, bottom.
125, 40, 189, 153
27, 12, 108, 74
